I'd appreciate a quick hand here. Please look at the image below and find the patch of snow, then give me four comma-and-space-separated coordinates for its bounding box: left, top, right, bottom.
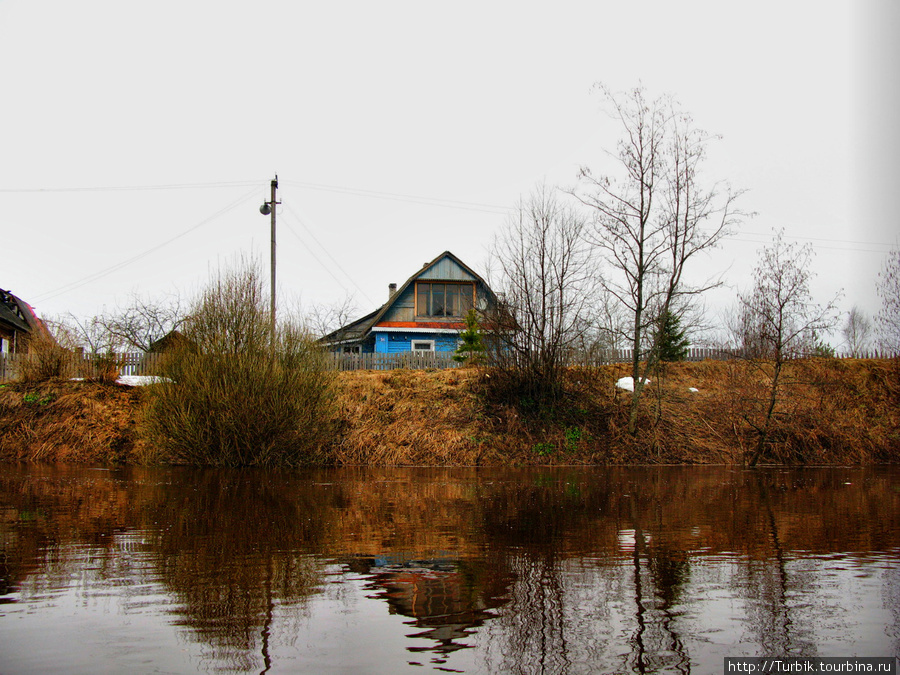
615, 376, 650, 392
116, 375, 170, 387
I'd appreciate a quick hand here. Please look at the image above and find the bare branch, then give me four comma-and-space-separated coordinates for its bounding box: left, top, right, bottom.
572, 83, 746, 434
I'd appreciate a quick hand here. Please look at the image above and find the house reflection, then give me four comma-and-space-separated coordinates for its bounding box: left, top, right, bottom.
345, 554, 511, 658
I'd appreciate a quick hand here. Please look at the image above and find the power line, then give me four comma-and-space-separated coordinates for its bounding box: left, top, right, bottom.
283, 179, 511, 214
31, 186, 260, 305
279, 219, 355, 299
723, 235, 893, 255
280, 204, 376, 306
733, 229, 896, 250
0, 180, 261, 193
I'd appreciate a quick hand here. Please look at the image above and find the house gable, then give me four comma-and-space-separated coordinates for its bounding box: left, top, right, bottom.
320, 251, 494, 355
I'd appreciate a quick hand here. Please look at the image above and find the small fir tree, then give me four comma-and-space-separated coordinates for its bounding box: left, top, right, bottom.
453, 309, 486, 365
656, 310, 690, 362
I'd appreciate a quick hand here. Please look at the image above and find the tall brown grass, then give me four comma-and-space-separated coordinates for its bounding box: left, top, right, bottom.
141, 259, 337, 466
331, 359, 899, 466
15, 331, 74, 382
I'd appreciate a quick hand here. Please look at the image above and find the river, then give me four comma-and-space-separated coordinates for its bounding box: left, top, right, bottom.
1, 464, 898, 673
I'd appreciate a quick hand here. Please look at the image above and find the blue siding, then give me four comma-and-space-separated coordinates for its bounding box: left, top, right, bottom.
374, 331, 460, 354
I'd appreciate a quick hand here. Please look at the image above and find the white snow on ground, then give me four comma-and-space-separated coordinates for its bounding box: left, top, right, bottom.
615, 377, 701, 393
115, 375, 169, 387
70, 376, 169, 386
615, 376, 650, 392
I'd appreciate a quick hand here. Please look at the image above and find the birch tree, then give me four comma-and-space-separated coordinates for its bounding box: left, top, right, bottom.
737, 230, 840, 466
842, 305, 872, 357
575, 84, 743, 434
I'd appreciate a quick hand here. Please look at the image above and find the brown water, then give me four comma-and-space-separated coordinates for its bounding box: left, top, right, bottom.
0, 465, 898, 674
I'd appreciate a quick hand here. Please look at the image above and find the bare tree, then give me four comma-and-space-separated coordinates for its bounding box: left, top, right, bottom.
842, 305, 873, 357
876, 248, 900, 352
304, 295, 359, 340
487, 184, 599, 402
568, 291, 629, 365
61, 312, 130, 382
736, 230, 840, 466
574, 84, 743, 434
65, 312, 126, 354
102, 291, 186, 352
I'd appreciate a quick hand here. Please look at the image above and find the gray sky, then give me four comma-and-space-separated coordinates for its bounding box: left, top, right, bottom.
2, 1, 897, 341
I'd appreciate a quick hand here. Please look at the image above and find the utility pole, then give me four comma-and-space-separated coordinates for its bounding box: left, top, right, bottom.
259, 175, 280, 343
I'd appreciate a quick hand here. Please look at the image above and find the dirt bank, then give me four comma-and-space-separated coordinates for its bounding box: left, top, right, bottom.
1, 359, 898, 465
0, 379, 149, 463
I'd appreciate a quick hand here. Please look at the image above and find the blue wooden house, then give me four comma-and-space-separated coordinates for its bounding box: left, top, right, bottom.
320, 251, 496, 354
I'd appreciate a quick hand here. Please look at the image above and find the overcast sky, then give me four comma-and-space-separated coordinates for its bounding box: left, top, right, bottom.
2, 1, 898, 343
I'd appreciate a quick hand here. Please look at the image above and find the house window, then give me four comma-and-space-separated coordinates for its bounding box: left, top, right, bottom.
411, 340, 435, 352
415, 282, 474, 317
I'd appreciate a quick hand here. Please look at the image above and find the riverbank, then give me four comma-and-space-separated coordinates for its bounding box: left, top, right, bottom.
1, 359, 898, 465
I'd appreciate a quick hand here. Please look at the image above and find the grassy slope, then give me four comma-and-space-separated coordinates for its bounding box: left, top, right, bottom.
1, 359, 898, 465
0, 380, 149, 463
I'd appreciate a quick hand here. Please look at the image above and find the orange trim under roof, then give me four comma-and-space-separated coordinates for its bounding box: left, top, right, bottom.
375, 321, 466, 330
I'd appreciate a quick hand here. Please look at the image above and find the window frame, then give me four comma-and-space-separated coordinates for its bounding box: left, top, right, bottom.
414, 281, 475, 318
411, 339, 435, 352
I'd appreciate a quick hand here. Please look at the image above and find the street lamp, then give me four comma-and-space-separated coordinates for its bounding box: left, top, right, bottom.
260, 175, 279, 342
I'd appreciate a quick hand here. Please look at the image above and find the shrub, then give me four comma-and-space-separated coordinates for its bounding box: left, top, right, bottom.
16, 332, 74, 382
77, 350, 124, 384
141, 259, 336, 466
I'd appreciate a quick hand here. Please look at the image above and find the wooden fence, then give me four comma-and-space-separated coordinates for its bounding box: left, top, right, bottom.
1, 347, 897, 382
0, 352, 163, 382
324, 351, 462, 371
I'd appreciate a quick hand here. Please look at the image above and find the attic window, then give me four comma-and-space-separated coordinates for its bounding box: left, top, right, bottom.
415, 282, 474, 318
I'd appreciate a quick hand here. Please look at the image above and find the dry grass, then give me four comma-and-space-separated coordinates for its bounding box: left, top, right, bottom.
15, 332, 75, 382
333, 359, 900, 466
331, 368, 503, 465
0, 380, 148, 463
616, 358, 900, 465
1, 359, 897, 466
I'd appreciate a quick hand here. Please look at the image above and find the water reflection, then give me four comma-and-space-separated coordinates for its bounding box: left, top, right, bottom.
350, 554, 509, 661
1, 465, 898, 673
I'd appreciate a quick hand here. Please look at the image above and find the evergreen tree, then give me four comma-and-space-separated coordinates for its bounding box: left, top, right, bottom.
453, 309, 486, 365
656, 310, 690, 362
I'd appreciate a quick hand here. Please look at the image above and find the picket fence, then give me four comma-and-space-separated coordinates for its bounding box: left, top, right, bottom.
0, 352, 163, 382
1, 347, 897, 382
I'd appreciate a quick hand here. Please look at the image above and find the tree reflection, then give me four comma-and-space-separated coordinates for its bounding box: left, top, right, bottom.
137, 469, 339, 673
474, 472, 618, 674
621, 494, 690, 675
1, 465, 898, 673
733, 477, 817, 657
